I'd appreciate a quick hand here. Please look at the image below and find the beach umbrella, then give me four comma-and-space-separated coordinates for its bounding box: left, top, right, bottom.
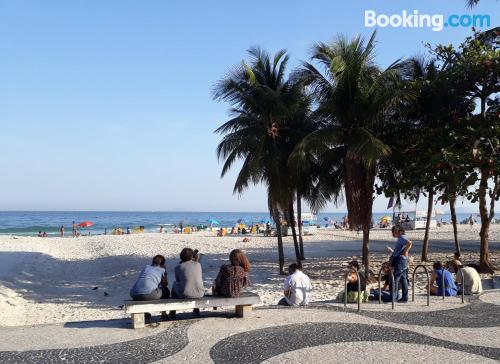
208, 219, 219, 225
78, 221, 94, 228
380, 216, 392, 222
435, 209, 445, 215
260, 219, 270, 224
237, 218, 245, 224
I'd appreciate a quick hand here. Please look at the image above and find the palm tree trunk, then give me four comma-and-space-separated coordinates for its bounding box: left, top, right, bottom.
344, 156, 375, 278
297, 191, 305, 260
271, 205, 286, 275
421, 188, 434, 262
288, 201, 302, 264
362, 225, 370, 278
449, 194, 461, 257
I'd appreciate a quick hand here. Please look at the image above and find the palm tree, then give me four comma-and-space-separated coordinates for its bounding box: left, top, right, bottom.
213, 47, 308, 273
294, 32, 407, 276
466, 0, 480, 8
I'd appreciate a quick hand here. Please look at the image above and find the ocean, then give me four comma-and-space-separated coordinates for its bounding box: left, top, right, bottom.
0, 211, 479, 237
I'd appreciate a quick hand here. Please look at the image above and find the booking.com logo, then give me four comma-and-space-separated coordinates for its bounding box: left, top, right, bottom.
365, 10, 490, 31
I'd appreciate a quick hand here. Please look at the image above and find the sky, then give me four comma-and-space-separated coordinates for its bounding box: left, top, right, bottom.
0, 1, 498, 212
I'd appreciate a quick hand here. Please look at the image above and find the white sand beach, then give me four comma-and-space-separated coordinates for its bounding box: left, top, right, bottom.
0, 225, 498, 327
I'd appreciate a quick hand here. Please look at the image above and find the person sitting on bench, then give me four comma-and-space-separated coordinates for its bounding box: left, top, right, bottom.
214, 249, 250, 297
429, 261, 457, 296
130, 255, 170, 301
170, 248, 205, 317
172, 248, 205, 299
278, 263, 312, 306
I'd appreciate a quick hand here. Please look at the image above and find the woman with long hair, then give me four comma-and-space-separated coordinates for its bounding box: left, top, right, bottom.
214, 249, 251, 297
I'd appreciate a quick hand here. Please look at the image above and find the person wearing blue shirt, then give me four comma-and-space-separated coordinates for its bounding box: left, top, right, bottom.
390, 226, 412, 302
130, 255, 170, 301
429, 261, 458, 296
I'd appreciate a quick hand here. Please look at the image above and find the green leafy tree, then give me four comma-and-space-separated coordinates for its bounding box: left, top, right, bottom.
432, 32, 500, 272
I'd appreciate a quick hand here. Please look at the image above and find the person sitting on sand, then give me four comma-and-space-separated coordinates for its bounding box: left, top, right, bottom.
447, 260, 482, 295
429, 261, 458, 296
346, 260, 366, 292
369, 262, 400, 302
336, 260, 368, 303
214, 249, 250, 297
130, 255, 170, 301
172, 248, 205, 299
278, 263, 312, 306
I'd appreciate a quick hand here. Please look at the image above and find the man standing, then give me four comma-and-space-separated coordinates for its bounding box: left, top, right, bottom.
390, 226, 412, 302
60, 225, 64, 238
72, 221, 77, 238
278, 264, 312, 306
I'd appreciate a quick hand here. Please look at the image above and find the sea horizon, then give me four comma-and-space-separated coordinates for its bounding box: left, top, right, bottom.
0, 210, 481, 237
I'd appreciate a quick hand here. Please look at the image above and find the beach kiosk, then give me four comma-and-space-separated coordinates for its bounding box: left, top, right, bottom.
393, 210, 437, 230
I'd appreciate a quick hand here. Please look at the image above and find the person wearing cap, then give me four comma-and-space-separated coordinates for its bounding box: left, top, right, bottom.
447, 260, 482, 295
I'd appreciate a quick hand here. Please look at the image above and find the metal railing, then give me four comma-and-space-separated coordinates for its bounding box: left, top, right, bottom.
411, 265, 430, 306
458, 268, 465, 304
343, 269, 361, 312
377, 267, 395, 309
441, 269, 446, 300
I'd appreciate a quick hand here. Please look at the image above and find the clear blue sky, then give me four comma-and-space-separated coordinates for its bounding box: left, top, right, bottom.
0, 1, 497, 212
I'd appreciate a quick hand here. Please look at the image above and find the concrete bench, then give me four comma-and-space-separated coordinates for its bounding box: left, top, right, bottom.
124, 292, 260, 329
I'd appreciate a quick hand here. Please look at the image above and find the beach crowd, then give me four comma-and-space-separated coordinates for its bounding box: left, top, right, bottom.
129, 226, 483, 320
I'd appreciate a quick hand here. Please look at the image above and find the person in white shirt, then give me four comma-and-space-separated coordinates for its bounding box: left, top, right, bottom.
278, 264, 312, 306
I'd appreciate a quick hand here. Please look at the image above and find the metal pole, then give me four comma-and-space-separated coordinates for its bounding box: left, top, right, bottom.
459, 268, 464, 304
378, 267, 383, 304
411, 265, 430, 306
356, 270, 361, 312
391, 271, 395, 310
492, 273, 496, 289
426, 269, 430, 307
441, 268, 445, 300
343, 271, 349, 308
